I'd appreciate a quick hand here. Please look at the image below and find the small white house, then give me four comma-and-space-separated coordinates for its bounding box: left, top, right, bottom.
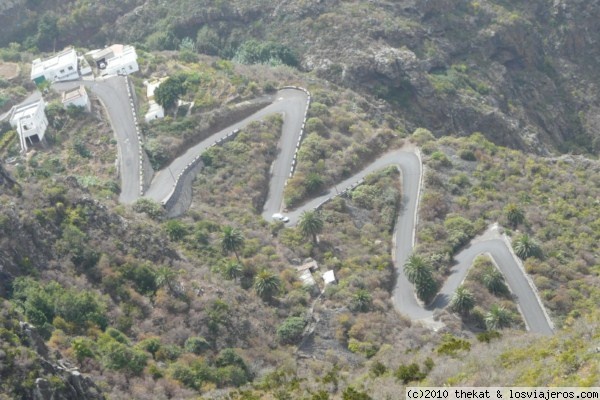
91, 44, 139, 76
9, 99, 48, 152
31, 47, 79, 84
323, 270, 337, 286
144, 78, 167, 122
62, 85, 90, 111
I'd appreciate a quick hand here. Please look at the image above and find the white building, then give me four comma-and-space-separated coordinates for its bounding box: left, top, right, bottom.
31, 48, 79, 84
296, 260, 319, 288
91, 44, 139, 76
144, 78, 167, 122
9, 99, 48, 152
62, 85, 90, 112
323, 270, 337, 286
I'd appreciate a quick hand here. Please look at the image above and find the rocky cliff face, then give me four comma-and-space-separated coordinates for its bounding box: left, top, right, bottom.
290, 0, 600, 154
0, 306, 104, 399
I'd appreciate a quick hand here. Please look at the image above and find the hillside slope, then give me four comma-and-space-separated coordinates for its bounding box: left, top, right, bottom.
2, 0, 599, 154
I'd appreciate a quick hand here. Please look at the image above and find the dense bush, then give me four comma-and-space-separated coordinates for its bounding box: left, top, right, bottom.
11, 278, 108, 338
233, 40, 298, 67
276, 316, 306, 344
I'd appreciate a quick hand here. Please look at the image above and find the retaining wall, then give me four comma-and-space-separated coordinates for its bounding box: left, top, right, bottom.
162, 128, 241, 212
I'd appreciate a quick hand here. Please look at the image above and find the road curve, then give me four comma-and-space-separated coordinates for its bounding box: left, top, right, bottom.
53, 77, 140, 203
438, 236, 554, 335
145, 88, 308, 211
54, 78, 553, 334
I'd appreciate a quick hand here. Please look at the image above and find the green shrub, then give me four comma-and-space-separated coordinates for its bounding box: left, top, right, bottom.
436, 334, 472, 356
133, 198, 165, 220
394, 363, 426, 383
184, 336, 211, 354
276, 317, 306, 344
348, 338, 379, 358
233, 40, 298, 67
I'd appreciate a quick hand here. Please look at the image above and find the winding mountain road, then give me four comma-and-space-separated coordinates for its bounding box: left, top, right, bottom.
52, 77, 553, 335
54, 77, 140, 203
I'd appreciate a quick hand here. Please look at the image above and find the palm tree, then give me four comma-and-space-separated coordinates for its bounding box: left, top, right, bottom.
155, 266, 179, 294
224, 261, 242, 282
504, 203, 525, 228
254, 269, 280, 300
298, 210, 324, 245
482, 267, 508, 295
415, 277, 438, 303
404, 255, 437, 303
403, 255, 432, 285
450, 286, 475, 316
484, 304, 513, 330
220, 226, 244, 261
513, 233, 542, 260
352, 289, 372, 312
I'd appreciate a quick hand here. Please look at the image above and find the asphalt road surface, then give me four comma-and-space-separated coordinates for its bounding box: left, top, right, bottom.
144, 89, 308, 210
441, 237, 554, 335
56, 78, 552, 334
54, 76, 140, 203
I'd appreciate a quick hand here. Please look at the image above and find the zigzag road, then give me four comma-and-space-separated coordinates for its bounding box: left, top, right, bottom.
54, 77, 553, 335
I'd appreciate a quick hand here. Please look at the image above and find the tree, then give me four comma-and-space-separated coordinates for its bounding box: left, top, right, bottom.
101, 340, 148, 376
513, 234, 542, 259
155, 266, 179, 294
298, 210, 324, 245
254, 269, 280, 300
223, 261, 242, 282
414, 277, 438, 304
482, 267, 508, 296
404, 255, 437, 303
394, 363, 426, 384
450, 286, 475, 315
504, 203, 525, 228
137, 337, 161, 360
184, 336, 210, 354
196, 26, 220, 56
277, 317, 306, 344
484, 304, 513, 330
351, 289, 372, 312
233, 40, 298, 67
36, 13, 59, 51
220, 226, 245, 262
305, 172, 324, 194
403, 255, 431, 284
154, 76, 186, 110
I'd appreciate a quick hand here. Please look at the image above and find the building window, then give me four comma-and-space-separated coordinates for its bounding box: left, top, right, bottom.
68, 66, 74, 71
60, 69, 65, 74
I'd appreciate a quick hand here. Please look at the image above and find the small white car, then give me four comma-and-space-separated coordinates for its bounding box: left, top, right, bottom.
272, 213, 290, 223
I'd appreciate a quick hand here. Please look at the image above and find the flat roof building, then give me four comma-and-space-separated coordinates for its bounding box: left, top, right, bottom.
91, 44, 139, 76
62, 85, 90, 111
323, 270, 336, 286
31, 48, 79, 84
9, 99, 48, 152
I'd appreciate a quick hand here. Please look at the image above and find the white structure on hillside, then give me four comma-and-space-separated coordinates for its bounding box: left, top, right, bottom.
9, 99, 48, 152
62, 85, 90, 112
31, 47, 79, 84
296, 260, 319, 288
91, 45, 139, 76
323, 270, 337, 286
144, 78, 167, 122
